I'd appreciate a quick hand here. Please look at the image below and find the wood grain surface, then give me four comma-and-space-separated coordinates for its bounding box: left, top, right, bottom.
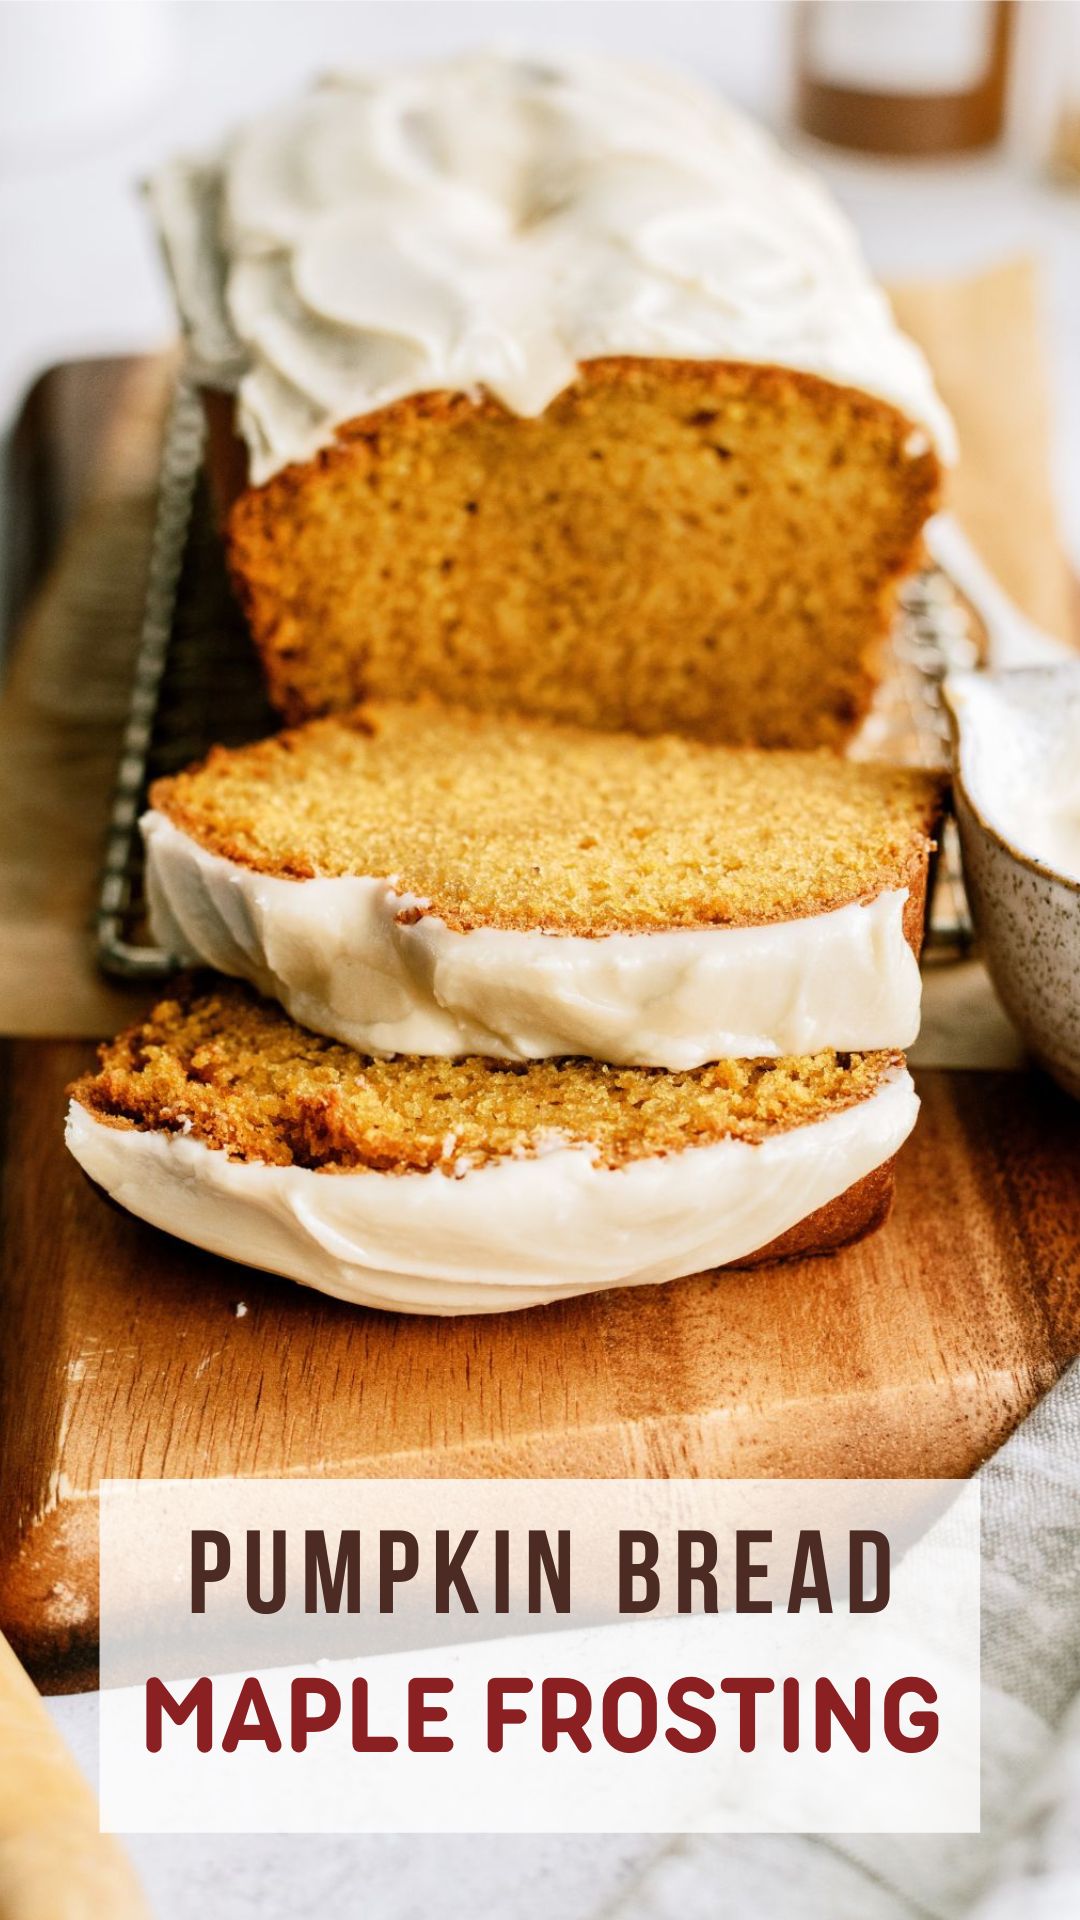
1, 1040, 1078, 1688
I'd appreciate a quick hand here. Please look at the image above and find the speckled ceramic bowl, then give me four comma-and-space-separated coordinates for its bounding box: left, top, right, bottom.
944, 666, 1080, 1098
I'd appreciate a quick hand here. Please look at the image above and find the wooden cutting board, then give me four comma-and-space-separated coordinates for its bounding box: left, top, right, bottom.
2, 1044, 1079, 1691
1, 360, 1078, 1693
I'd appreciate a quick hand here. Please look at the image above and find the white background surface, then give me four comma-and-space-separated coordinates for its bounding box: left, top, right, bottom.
1, 1, 1078, 1915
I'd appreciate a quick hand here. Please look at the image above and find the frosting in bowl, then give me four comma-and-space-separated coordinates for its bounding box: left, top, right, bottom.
946, 666, 1080, 886
147, 51, 955, 483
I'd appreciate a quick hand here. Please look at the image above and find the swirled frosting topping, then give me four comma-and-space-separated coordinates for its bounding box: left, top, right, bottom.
149, 51, 955, 483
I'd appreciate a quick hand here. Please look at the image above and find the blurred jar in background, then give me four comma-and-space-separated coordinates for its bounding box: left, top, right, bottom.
796, 0, 1014, 155
1010, 0, 1080, 185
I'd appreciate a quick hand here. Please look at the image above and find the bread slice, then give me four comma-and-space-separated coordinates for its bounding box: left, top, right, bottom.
66, 979, 918, 1315
218, 359, 941, 745
144, 700, 942, 1068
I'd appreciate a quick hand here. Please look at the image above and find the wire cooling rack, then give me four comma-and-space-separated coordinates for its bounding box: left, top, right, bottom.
852, 566, 982, 958
97, 378, 274, 976
96, 379, 979, 979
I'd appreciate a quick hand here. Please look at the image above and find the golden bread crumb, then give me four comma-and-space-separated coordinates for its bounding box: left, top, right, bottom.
223, 358, 941, 747
152, 700, 942, 936
71, 979, 904, 1175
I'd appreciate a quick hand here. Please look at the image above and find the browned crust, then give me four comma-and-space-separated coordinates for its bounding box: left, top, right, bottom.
207, 356, 942, 745
902, 829, 935, 959
729, 1160, 895, 1269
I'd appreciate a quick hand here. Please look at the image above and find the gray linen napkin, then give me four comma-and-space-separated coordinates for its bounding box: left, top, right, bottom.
606, 1361, 1080, 1920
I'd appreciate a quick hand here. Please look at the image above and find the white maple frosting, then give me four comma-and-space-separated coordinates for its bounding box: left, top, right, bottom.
142, 810, 923, 1067
65, 1068, 917, 1315
148, 50, 955, 484
946, 666, 1080, 886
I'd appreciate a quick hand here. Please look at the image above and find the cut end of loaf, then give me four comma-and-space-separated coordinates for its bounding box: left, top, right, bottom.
222, 357, 942, 749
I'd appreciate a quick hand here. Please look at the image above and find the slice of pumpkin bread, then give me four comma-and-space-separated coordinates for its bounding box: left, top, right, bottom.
143, 700, 943, 1067
66, 979, 918, 1315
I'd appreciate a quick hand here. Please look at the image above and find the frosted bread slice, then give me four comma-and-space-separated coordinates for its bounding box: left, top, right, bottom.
144, 701, 942, 1069
66, 979, 918, 1317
